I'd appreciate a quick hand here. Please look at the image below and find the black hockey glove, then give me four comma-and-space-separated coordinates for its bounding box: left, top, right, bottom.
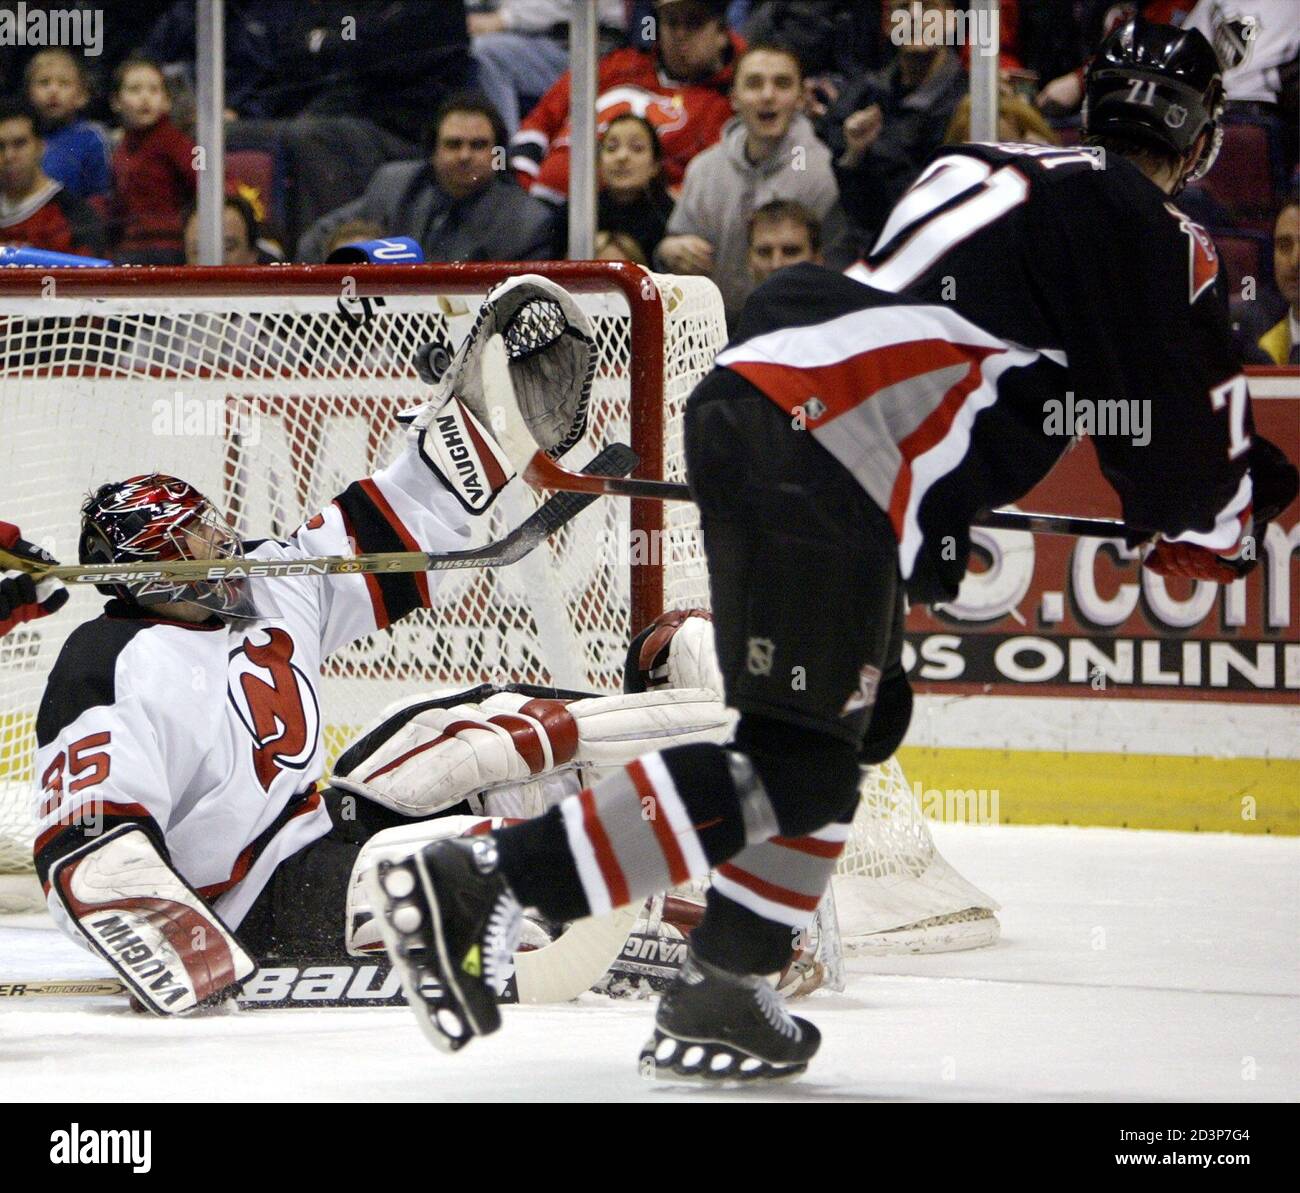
0, 522, 68, 635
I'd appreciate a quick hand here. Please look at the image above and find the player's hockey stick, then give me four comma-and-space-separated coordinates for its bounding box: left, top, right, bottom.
0, 444, 639, 588
483, 337, 1136, 540
514, 903, 642, 1004
520, 441, 1134, 537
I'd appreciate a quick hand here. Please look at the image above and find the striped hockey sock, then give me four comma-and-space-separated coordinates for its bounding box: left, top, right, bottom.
495, 742, 750, 921
712, 823, 850, 930
691, 824, 850, 975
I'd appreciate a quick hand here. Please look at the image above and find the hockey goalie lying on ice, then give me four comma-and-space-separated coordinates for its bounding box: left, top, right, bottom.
26, 275, 878, 1015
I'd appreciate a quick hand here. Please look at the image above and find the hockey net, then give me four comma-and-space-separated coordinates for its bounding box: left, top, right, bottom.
0, 262, 996, 948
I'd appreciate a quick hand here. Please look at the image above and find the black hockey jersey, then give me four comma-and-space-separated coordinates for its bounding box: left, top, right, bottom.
715, 143, 1253, 603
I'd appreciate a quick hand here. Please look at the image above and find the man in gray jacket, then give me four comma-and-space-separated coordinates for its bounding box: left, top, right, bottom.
656, 43, 846, 324
297, 94, 557, 263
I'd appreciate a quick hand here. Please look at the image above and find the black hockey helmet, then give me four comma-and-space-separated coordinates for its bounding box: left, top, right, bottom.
78, 474, 256, 618
1084, 17, 1224, 186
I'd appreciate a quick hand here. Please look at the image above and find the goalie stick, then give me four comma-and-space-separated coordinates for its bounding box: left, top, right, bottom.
0, 444, 639, 587
481, 337, 1145, 541
3, 909, 642, 1006
0, 907, 642, 1008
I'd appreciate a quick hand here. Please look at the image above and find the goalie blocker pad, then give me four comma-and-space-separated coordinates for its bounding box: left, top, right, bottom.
332, 682, 734, 818
625, 608, 910, 766
409, 396, 514, 515
624, 608, 722, 696
48, 825, 255, 1015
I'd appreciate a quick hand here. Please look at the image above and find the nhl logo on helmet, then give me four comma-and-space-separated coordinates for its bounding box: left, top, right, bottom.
1084, 17, 1225, 187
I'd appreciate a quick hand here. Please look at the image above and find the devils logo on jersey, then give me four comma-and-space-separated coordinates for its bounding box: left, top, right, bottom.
228, 628, 320, 792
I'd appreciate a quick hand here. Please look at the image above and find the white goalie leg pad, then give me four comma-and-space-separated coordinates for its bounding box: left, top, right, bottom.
333, 688, 734, 818
626, 609, 724, 697
48, 825, 255, 1015
332, 695, 576, 816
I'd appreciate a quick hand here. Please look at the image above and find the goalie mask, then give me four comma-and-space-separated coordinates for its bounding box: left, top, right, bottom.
78, 475, 266, 621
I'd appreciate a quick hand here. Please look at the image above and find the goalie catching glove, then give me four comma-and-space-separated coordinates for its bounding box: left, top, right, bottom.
48, 825, 255, 1015
400, 276, 596, 513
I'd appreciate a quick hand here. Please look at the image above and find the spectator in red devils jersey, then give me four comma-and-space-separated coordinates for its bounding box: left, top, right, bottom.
511, 0, 743, 203
0, 99, 105, 258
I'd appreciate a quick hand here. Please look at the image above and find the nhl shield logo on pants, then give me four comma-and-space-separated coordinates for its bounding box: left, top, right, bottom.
746, 637, 775, 677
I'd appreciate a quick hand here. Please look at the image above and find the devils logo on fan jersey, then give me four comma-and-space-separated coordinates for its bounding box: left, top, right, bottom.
596, 86, 691, 142
227, 627, 320, 792
1167, 203, 1220, 304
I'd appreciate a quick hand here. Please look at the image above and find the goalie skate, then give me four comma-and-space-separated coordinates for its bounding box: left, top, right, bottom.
639, 950, 821, 1083
364, 836, 522, 1053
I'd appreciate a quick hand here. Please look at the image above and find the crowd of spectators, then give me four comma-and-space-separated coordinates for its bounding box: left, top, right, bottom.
0, 0, 1293, 344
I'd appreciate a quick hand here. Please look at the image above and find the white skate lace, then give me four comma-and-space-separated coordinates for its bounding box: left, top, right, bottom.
753, 980, 800, 1041
482, 890, 523, 997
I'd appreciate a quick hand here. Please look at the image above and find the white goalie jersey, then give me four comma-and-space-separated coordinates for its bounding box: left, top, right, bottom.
33, 442, 471, 941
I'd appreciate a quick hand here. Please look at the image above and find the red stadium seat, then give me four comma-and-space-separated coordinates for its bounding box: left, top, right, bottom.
1195, 121, 1277, 231
1210, 228, 1271, 295
225, 149, 283, 231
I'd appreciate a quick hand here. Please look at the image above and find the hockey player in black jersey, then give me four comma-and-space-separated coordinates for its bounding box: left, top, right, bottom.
367, 19, 1299, 1079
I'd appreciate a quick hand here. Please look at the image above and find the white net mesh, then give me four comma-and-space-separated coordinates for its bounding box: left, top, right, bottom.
0, 266, 725, 871
0, 264, 995, 951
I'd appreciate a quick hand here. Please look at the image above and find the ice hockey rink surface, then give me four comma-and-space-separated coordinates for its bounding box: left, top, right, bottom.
3, 821, 1295, 1103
